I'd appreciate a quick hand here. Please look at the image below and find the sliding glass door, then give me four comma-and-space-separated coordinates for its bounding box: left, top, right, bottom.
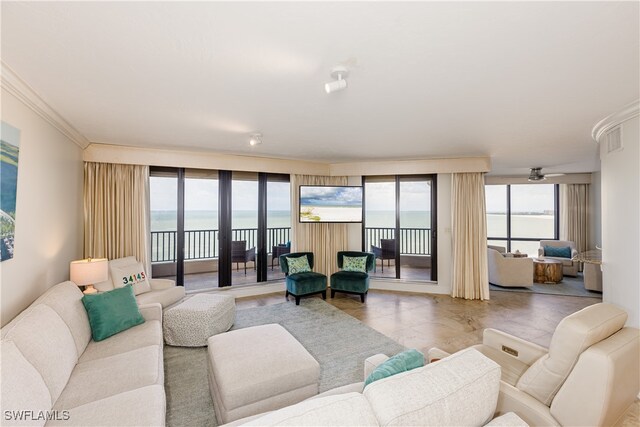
150, 167, 290, 290
363, 175, 437, 281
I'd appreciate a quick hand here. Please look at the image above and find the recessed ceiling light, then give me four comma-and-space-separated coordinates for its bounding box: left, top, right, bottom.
249, 133, 263, 146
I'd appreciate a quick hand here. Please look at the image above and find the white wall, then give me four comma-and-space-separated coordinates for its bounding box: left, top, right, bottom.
599, 115, 639, 328
0, 89, 84, 326
589, 171, 602, 249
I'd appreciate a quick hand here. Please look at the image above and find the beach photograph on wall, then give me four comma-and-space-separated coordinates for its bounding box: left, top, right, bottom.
299, 186, 363, 223
1, 122, 20, 261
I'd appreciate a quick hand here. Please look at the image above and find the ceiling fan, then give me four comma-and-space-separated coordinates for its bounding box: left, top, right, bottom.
528, 167, 565, 182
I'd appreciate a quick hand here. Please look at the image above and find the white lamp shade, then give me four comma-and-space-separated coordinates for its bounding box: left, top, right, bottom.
70, 258, 109, 286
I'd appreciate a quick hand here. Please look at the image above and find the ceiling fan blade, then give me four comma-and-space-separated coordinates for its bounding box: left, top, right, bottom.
545, 173, 565, 177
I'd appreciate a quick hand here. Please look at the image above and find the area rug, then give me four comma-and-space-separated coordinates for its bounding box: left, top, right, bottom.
490, 273, 602, 298
164, 298, 405, 427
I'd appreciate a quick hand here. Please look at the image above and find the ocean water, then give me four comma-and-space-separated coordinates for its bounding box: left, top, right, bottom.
151, 210, 553, 234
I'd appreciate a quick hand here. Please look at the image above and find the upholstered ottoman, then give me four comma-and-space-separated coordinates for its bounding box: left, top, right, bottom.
207, 324, 320, 424
163, 293, 235, 347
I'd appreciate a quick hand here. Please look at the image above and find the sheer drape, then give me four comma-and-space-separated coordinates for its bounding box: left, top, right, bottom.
84, 162, 151, 273
290, 175, 349, 278
451, 173, 490, 300
561, 184, 590, 271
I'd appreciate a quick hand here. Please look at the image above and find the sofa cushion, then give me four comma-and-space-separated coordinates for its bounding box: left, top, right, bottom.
79, 320, 162, 363
31, 281, 92, 358
3, 304, 77, 405
136, 286, 184, 308
46, 385, 165, 427
239, 392, 378, 426
0, 340, 52, 427
110, 262, 151, 295
517, 302, 627, 406
363, 348, 501, 426
82, 285, 145, 341
54, 345, 162, 410
543, 246, 571, 258
364, 349, 424, 386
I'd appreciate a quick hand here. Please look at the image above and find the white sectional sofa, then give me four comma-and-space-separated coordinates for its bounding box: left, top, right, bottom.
224, 348, 528, 426
0, 281, 165, 426
95, 256, 184, 308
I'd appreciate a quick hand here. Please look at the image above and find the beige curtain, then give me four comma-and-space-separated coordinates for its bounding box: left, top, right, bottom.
84, 162, 151, 273
451, 173, 490, 300
561, 184, 590, 270
291, 175, 349, 278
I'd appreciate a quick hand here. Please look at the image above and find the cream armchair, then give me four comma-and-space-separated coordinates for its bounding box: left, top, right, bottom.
488, 247, 534, 288
428, 303, 640, 426
538, 240, 579, 276
95, 256, 185, 307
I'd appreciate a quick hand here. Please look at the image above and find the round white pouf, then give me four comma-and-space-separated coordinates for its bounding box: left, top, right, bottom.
163, 293, 235, 347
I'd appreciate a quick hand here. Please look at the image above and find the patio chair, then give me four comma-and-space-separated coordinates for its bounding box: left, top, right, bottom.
271, 242, 291, 270
330, 251, 375, 302
371, 238, 396, 272
231, 240, 256, 274
280, 252, 327, 305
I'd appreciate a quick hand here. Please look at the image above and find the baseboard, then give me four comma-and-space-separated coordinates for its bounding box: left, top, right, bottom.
369, 279, 448, 294
188, 281, 285, 298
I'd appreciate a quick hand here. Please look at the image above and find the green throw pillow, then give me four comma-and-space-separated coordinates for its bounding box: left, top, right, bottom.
82, 285, 145, 342
343, 255, 368, 273
364, 349, 425, 387
544, 245, 572, 258
286, 255, 311, 274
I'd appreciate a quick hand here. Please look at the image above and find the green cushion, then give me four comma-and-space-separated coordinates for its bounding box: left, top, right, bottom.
286, 255, 311, 274
544, 245, 572, 258
81, 285, 145, 342
364, 349, 425, 387
342, 255, 368, 273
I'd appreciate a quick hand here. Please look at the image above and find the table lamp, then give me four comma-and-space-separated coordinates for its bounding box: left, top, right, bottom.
70, 258, 108, 294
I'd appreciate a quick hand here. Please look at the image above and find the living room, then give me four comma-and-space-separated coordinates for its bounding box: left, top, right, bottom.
1, 2, 639, 426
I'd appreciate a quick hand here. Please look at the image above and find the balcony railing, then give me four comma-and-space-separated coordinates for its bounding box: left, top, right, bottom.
151, 226, 430, 263
151, 227, 291, 263
364, 227, 432, 255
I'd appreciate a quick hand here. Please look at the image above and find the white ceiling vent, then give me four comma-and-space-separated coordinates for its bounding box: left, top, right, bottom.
606, 126, 623, 153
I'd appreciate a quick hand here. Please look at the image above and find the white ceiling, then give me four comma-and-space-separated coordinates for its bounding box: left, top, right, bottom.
2, 1, 638, 174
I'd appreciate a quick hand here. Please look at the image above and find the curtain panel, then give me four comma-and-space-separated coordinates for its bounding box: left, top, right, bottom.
561, 184, 590, 271
451, 173, 490, 300
291, 175, 349, 278
84, 162, 151, 273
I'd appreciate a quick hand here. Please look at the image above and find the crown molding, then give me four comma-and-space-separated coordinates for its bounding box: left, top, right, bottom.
591, 100, 640, 143
1, 62, 90, 149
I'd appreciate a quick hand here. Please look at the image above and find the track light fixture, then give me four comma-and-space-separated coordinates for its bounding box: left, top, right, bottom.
249, 133, 262, 146
325, 65, 349, 94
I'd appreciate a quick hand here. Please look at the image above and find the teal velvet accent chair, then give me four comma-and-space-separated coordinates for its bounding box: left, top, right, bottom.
280, 252, 327, 305
330, 251, 375, 303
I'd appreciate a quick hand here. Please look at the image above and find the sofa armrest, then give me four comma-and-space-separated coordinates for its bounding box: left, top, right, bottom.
483, 329, 547, 366
571, 248, 578, 259
149, 278, 175, 290
364, 354, 389, 379
484, 412, 529, 426
138, 303, 163, 322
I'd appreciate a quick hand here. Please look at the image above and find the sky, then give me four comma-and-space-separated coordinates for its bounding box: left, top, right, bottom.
151, 178, 433, 212
150, 178, 557, 213
485, 184, 555, 213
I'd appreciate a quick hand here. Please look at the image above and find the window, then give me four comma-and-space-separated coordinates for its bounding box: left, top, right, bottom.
486, 184, 558, 255
363, 175, 437, 281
